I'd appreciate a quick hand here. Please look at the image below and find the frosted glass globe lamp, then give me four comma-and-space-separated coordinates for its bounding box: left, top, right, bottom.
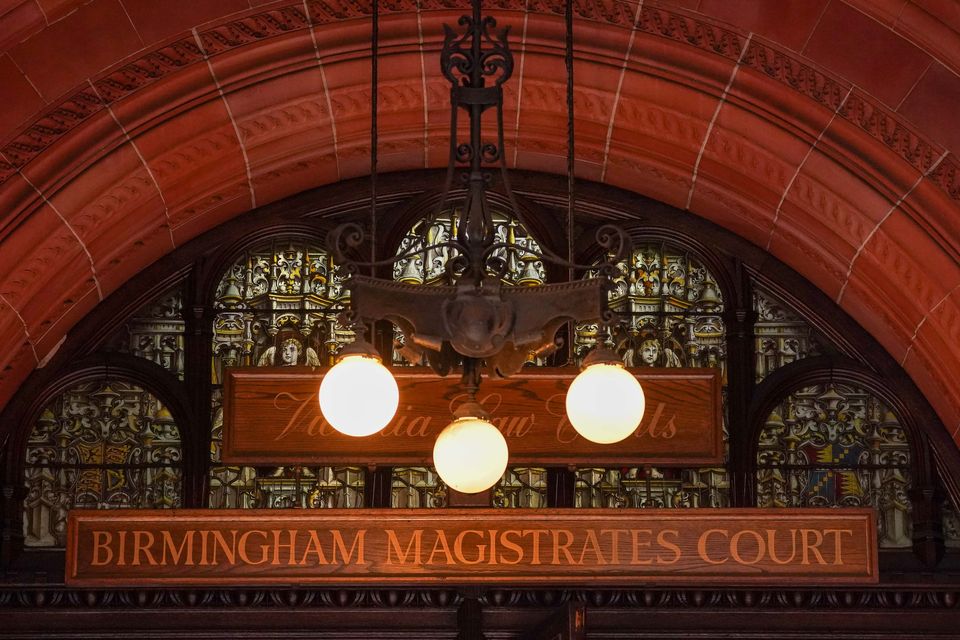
318, 341, 399, 437
565, 348, 645, 444
433, 403, 509, 494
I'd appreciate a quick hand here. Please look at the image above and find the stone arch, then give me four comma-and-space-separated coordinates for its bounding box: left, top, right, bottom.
0, 1, 958, 452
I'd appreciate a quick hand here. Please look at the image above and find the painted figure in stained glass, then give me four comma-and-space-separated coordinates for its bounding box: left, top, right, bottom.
257, 334, 322, 367
577, 243, 724, 371
207, 238, 363, 510
573, 242, 728, 510
212, 240, 350, 383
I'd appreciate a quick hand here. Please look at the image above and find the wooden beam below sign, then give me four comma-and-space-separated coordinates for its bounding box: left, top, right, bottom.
66, 508, 877, 586
222, 367, 723, 465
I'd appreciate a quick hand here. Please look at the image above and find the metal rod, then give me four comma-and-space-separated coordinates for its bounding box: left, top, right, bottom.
566, 0, 576, 363
370, 0, 379, 277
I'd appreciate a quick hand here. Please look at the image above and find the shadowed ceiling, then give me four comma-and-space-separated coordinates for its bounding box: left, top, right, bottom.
1, 0, 959, 451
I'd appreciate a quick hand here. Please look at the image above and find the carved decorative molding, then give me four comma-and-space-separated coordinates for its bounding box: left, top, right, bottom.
0, 0, 956, 210
2, 585, 960, 610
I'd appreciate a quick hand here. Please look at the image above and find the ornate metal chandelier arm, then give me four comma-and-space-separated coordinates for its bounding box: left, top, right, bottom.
327, 222, 468, 275
478, 224, 633, 275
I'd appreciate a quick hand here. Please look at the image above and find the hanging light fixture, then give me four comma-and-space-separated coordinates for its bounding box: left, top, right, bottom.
433, 400, 509, 494
566, 347, 646, 444
320, 0, 643, 492
318, 341, 399, 437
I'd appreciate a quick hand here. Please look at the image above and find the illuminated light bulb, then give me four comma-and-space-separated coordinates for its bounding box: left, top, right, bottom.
433, 414, 509, 494
318, 354, 399, 437
566, 351, 645, 444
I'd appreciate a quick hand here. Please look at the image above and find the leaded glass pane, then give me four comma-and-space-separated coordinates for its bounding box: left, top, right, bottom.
23, 380, 182, 547
575, 243, 725, 368
753, 287, 826, 382
393, 211, 545, 286
103, 285, 185, 379
575, 467, 729, 508
574, 243, 729, 509
757, 383, 912, 548
943, 499, 960, 548
209, 395, 365, 510
208, 238, 363, 509
494, 467, 547, 508
392, 467, 447, 508
212, 239, 351, 384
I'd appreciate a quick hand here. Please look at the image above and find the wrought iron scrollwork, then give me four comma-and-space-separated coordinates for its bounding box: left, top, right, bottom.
329, 0, 632, 389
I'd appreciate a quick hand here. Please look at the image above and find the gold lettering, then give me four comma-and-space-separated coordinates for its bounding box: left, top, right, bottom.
131, 530, 158, 566
210, 530, 238, 565
299, 530, 330, 565
577, 530, 606, 565
766, 528, 798, 565
500, 415, 534, 438
551, 529, 577, 565
546, 393, 578, 444
801, 529, 826, 565
271, 530, 298, 566
730, 530, 765, 565
698, 529, 728, 565
199, 530, 211, 565
239, 530, 270, 565
406, 416, 431, 437
601, 529, 629, 564
454, 530, 486, 565
524, 530, 549, 565
386, 529, 422, 565
91, 531, 113, 566
273, 393, 312, 441
160, 530, 195, 566
331, 530, 367, 565
117, 530, 127, 566
636, 402, 678, 439
630, 529, 654, 565
656, 529, 681, 565
305, 415, 329, 437
824, 529, 854, 566
487, 530, 497, 565
499, 530, 523, 565
428, 530, 455, 565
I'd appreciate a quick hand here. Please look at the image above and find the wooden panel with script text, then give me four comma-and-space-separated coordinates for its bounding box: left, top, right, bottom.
222, 367, 723, 465
66, 509, 877, 586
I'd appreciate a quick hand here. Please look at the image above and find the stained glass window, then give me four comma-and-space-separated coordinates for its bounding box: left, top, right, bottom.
393, 211, 546, 287
392, 467, 447, 508
494, 467, 547, 508
212, 238, 351, 384
753, 287, 826, 382
943, 499, 960, 548
575, 243, 729, 509
208, 238, 363, 509
575, 243, 725, 368
757, 383, 912, 548
23, 380, 182, 547
103, 285, 185, 379
574, 467, 728, 508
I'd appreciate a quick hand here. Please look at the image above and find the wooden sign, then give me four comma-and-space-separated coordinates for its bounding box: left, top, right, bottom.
222, 367, 723, 465
66, 508, 877, 586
